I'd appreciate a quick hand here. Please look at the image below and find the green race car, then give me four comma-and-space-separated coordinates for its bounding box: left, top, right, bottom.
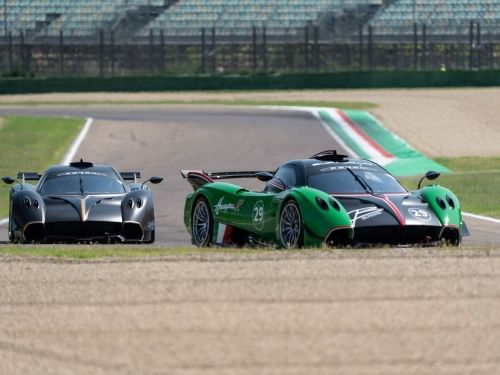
181, 150, 468, 248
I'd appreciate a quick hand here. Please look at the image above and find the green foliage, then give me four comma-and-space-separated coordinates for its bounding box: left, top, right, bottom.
399, 157, 500, 218
0, 116, 83, 217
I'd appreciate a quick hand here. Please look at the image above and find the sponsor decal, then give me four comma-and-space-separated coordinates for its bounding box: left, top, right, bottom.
319, 165, 376, 173
252, 201, 265, 230
408, 208, 432, 222
235, 199, 245, 212
214, 197, 235, 215
57, 171, 107, 177
348, 206, 384, 226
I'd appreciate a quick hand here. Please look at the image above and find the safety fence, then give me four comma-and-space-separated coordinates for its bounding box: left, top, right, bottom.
0, 24, 499, 77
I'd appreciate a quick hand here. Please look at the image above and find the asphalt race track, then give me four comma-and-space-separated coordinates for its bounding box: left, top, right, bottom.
0, 105, 498, 245
2, 106, 500, 375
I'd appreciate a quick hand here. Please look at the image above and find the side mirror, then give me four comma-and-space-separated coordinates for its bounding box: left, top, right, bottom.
256, 171, 273, 182
418, 171, 441, 189
141, 176, 164, 188
149, 176, 164, 184
2, 176, 16, 185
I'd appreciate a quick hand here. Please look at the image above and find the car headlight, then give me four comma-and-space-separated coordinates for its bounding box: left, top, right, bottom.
127, 198, 134, 209
316, 196, 329, 211
329, 197, 341, 211
446, 195, 455, 209
436, 197, 446, 210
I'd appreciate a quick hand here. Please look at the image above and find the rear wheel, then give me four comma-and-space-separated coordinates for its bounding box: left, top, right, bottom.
279, 200, 303, 249
192, 198, 213, 247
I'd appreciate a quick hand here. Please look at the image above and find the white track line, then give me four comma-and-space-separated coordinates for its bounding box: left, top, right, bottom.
463, 212, 500, 225
62, 117, 93, 165
0, 117, 93, 227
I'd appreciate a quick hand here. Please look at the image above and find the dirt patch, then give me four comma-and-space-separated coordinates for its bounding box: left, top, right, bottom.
1, 248, 500, 374
1, 88, 498, 157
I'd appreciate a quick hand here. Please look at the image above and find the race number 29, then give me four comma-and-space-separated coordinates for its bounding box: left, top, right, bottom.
252, 201, 265, 230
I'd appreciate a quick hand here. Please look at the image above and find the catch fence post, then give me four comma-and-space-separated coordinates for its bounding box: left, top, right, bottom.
469, 20, 474, 70
314, 25, 319, 70
304, 25, 309, 68
413, 22, 418, 70
252, 26, 257, 71
358, 24, 363, 69
99, 29, 104, 77
262, 26, 267, 72
160, 29, 165, 72
201, 28, 206, 74
110, 31, 115, 77
20, 30, 25, 75
368, 25, 373, 70
476, 22, 481, 68
149, 29, 154, 75
7, 31, 12, 72
59, 30, 64, 77
211, 26, 216, 74
422, 23, 427, 70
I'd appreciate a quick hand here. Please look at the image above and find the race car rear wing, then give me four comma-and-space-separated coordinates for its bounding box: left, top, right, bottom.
120, 172, 141, 182
181, 170, 274, 191
17, 172, 41, 182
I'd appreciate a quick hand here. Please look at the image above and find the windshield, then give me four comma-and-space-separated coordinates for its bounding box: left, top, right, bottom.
308, 164, 406, 194
39, 170, 126, 195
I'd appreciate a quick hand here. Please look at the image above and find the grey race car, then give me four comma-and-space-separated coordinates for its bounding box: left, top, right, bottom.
2, 160, 163, 243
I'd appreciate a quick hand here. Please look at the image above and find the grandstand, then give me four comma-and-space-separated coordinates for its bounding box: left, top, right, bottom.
1, 0, 498, 41
0, 0, 499, 76
0, 0, 385, 41
370, 0, 500, 37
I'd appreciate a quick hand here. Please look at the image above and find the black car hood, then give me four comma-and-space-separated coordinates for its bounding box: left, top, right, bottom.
43, 194, 124, 223
334, 193, 442, 228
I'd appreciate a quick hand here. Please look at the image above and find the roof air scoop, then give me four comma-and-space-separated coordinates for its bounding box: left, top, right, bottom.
310, 150, 349, 161
70, 159, 94, 168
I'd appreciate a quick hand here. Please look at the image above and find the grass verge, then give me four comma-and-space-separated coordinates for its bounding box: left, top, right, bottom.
0, 245, 276, 259
0, 245, 496, 260
0, 116, 84, 217
399, 156, 500, 218
0, 99, 376, 110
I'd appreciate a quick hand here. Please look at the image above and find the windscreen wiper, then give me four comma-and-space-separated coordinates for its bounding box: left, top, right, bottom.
346, 167, 373, 194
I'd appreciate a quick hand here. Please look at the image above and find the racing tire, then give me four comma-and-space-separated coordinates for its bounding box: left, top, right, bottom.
279, 200, 304, 249
192, 197, 213, 247
8, 219, 13, 242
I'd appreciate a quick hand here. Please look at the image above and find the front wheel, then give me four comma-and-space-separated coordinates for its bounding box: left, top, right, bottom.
279, 200, 303, 249
191, 198, 213, 247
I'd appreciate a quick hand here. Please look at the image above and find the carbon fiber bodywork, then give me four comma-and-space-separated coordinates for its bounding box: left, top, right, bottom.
3, 162, 162, 243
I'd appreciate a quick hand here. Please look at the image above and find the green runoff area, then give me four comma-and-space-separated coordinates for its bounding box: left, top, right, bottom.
399, 157, 500, 219
0, 116, 84, 218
